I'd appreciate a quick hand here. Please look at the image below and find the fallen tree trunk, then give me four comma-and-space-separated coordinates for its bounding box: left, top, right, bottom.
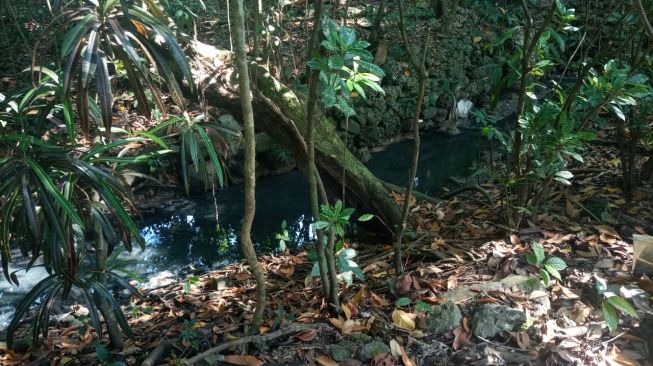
195, 43, 403, 231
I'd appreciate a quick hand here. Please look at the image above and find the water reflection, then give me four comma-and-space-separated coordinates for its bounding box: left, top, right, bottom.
0, 130, 483, 333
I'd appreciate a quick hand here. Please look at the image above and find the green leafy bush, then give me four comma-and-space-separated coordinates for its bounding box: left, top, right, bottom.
526, 242, 567, 286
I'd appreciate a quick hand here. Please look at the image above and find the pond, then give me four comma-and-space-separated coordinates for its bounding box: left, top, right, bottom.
0, 129, 485, 334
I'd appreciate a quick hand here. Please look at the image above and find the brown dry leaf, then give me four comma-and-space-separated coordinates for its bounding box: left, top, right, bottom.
371, 352, 394, 366
351, 286, 367, 305
371, 292, 391, 308
392, 309, 416, 330
315, 354, 340, 366
222, 355, 264, 366
452, 317, 471, 350
510, 234, 521, 246
514, 331, 530, 349
408, 329, 426, 338
397, 274, 413, 294
329, 317, 344, 330
422, 296, 446, 304
401, 348, 417, 366
270, 263, 294, 277
294, 329, 318, 342
342, 303, 352, 320
596, 225, 620, 244
636, 277, 653, 293
447, 275, 458, 290
341, 319, 355, 334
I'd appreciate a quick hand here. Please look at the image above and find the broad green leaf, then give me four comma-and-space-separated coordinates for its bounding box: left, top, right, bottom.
602, 301, 618, 332
532, 243, 545, 266
358, 214, 374, 222
544, 264, 562, 280
26, 158, 84, 229
605, 296, 638, 318
545, 257, 567, 270
395, 297, 411, 307
539, 268, 550, 286
555, 171, 573, 180
526, 253, 538, 266
61, 13, 95, 57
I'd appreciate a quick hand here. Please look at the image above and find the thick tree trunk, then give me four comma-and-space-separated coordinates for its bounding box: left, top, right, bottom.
196, 45, 402, 231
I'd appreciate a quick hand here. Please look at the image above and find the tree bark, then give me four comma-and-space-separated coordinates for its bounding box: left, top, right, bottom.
197, 46, 403, 233
230, 0, 267, 331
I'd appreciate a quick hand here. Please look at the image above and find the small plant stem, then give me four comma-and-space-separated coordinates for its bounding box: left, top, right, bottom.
394, 0, 430, 275
306, 0, 332, 304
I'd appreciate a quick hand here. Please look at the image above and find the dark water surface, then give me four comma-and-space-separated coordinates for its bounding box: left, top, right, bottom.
0, 129, 484, 332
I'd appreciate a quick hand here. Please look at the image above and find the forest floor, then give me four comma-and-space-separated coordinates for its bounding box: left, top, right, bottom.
2, 134, 652, 366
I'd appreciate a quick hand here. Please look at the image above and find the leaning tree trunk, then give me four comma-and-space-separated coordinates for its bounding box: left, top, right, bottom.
196, 44, 403, 231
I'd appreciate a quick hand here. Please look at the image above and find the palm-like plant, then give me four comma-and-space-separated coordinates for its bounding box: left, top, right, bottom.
0, 70, 168, 347
151, 112, 238, 194
53, 0, 194, 138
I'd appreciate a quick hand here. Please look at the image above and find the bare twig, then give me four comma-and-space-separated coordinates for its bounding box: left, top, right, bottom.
183, 323, 331, 365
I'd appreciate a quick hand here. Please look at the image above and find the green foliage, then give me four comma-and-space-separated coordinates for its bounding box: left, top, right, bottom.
525, 242, 567, 286
395, 297, 411, 307
310, 200, 372, 286
594, 274, 639, 332
56, 0, 193, 136
151, 113, 238, 195
180, 320, 201, 351
160, 0, 208, 31
275, 220, 290, 252
183, 275, 200, 293
308, 17, 385, 117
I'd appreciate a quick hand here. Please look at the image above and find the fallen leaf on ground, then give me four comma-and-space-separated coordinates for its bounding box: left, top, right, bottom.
223, 355, 264, 366
315, 354, 340, 366
452, 317, 471, 350
392, 309, 416, 330
294, 328, 318, 342
389, 339, 402, 356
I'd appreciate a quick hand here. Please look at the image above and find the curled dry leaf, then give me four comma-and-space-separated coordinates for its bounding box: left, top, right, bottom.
222, 355, 264, 366
400, 348, 417, 366
514, 331, 530, 349
371, 292, 391, 308
342, 303, 352, 320
329, 317, 344, 330
452, 317, 471, 350
397, 274, 414, 294
315, 354, 340, 366
392, 309, 416, 330
351, 286, 367, 305
294, 328, 318, 342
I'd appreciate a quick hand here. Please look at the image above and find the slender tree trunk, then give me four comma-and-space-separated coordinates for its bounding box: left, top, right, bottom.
231, 0, 267, 331
253, 0, 263, 58
369, 0, 386, 47
395, 0, 429, 275
93, 221, 124, 349
512, 0, 557, 227
306, 0, 333, 308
